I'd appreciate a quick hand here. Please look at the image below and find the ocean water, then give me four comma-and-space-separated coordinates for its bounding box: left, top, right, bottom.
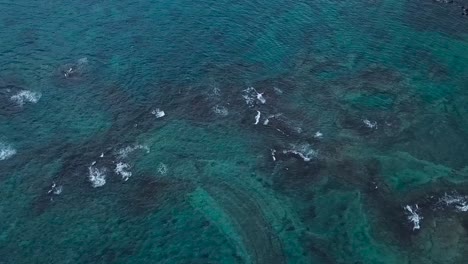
0, 0, 467, 263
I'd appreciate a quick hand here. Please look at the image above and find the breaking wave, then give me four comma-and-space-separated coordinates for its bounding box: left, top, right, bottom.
10, 90, 41, 107
0, 142, 16, 161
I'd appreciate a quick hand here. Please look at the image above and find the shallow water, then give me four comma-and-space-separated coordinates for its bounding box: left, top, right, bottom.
0, 0, 467, 263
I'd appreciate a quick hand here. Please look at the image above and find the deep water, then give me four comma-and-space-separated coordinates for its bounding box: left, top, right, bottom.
0, 0, 467, 263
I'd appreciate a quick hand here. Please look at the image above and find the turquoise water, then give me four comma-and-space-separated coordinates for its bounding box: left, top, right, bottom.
0, 0, 467, 263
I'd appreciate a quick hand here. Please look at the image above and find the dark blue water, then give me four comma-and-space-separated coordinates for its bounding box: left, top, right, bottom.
0, 0, 467, 263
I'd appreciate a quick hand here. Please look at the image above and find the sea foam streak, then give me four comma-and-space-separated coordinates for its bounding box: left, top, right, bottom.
0, 143, 16, 161
10, 90, 41, 107
438, 193, 468, 212
254, 111, 261, 125
282, 143, 318, 162
116, 144, 150, 159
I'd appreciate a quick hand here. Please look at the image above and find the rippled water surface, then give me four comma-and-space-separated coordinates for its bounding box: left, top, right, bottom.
1, 0, 467, 263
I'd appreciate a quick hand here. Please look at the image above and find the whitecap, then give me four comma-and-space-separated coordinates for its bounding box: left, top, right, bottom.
404, 204, 422, 230
10, 90, 41, 107
438, 193, 468, 212
457, 204, 468, 212
242, 87, 266, 107
254, 111, 261, 125
211, 86, 221, 97
262, 113, 281, 126
363, 119, 377, 129
157, 162, 168, 175
115, 162, 132, 181
271, 149, 277, 161
54, 185, 63, 195
256, 92, 266, 104
88, 165, 107, 188
117, 144, 150, 159
282, 143, 318, 162
0, 143, 16, 161
212, 105, 229, 116
48, 182, 63, 195
314, 131, 323, 139
242, 91, 255, 107
151, 108, 165, 118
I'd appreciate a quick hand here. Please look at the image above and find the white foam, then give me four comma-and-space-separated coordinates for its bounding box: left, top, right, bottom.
242, 87, 266, 107
10, 90, 41, 107
314, 131, 323, 139
151, 108, 165, 118
88, 165, 107, 188
363, 119, 378, 129
242, 89, 255, 107
117, 144, 150, 159
64, 67, 74, 78
157, 162, 168, 175
263, 114, 281, 126
282, 143, 318, 162
0, 143, 16, 161
273, 87, 283, 95
115, 162, 132, 181
256, 92, 266, 104
457, 204, 468, 212
212, 86, 221, 97
438, 193, 468, 212
48, 182, 56, 194
77, 57, 88, 65
54, 185, 63, 195
439, 193, 464, 205
212, 105, 229, 116
271, 149, 277, 161
254, 111, 261, 125
404, 204, 422, 230
48, 182, 63, 195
